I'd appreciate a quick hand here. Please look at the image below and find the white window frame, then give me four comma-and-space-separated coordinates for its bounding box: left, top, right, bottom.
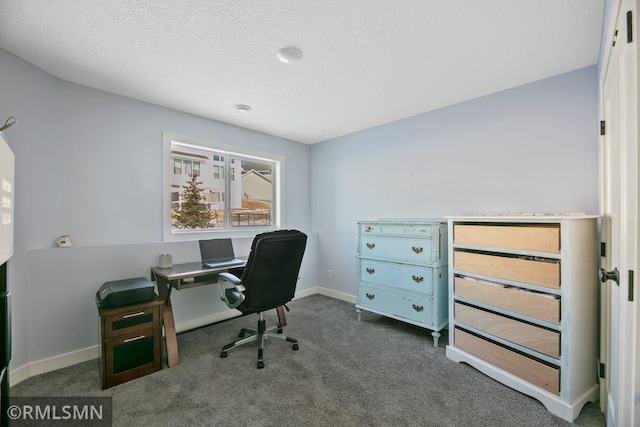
162, 132, 284, 241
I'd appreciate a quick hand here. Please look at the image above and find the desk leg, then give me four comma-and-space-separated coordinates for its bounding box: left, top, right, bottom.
154, 276, 179, 368
276, 306, 287, 327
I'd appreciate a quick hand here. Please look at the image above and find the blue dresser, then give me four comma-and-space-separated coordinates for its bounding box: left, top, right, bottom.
356, 219, 448, 346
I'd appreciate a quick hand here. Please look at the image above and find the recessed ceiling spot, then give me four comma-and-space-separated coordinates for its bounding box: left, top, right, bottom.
234, 104, 251, 113
277, 46, 303, 64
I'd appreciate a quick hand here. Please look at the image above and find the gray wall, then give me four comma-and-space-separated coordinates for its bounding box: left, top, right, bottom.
0, 48, 313, 371
310, 66, 599, 299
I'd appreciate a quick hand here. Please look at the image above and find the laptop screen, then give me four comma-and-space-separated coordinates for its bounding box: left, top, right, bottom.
199, 238, 235, 264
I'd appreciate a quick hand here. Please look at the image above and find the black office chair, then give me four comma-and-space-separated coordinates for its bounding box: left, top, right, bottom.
217, 230, 307, 368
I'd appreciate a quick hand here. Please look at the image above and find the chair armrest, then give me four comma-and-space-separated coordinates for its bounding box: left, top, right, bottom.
218, 272, 246, 309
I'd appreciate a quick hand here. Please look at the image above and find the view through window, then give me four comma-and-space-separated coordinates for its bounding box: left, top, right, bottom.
163, 133, 282, 240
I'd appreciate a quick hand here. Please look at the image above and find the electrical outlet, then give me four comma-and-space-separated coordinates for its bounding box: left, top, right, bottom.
327, 269, 332, 279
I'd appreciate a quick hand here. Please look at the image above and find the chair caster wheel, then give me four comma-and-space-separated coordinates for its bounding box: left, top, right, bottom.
292, 344, 299, 350
238, 332, 245, 338
220, 351, 228, 358
277, 328, 283, 334
257, 361, 264, 369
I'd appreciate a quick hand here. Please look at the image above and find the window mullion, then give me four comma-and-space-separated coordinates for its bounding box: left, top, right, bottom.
224, 155, 231, 229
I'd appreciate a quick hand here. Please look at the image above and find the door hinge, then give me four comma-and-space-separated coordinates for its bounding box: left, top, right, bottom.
599, 362, 606, 378
600, 242, 606, 257
600, 120, 606, 135
613, 29, 619, 46
627, 11, 633, 43
629, 270, 635, 302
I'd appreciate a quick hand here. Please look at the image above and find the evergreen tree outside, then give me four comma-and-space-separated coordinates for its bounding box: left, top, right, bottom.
174, 174, 216, 229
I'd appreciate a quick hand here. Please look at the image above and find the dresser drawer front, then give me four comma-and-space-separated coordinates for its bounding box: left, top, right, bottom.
358, 284, 433, 324
454, 250, 560, 289
103, 305, 161, 338
454, 276, 560, 323
360, 224, 404, 235
453, 224, 560, 253
455, 328, 560, 394
454, 302, 560, 358
361, 236, 436, 264
359, 223, 437, 237
360, 260, 433, 294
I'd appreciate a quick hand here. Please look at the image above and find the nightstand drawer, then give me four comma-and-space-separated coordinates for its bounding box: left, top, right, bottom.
455, 328, 559, 395
454, 302, 560, 358
454, 250, 560, 289
453, 224, 560, 253
358, 284, 433, 324
360, 260, 433, 294
454, 276, 560, 323
102, 304, 162, 338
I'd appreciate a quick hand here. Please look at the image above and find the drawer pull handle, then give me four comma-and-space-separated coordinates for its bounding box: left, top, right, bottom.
412, 304, 424, 312
366, 293, 375, 300
411, 246, 423, 254
124, 335, 146, 343
365, 226, 373, 232
412, 275, 423, 283
366, 268, 375, 275
122, 311, 146, 319
366, 243, 375, 249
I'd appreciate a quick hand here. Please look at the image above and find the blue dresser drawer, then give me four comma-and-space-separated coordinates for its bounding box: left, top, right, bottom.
357, 283, 433, 325
359, 259, 433, 295
360, 222, 436, 237
359, 223, 405, 235
360, 235, 437, 264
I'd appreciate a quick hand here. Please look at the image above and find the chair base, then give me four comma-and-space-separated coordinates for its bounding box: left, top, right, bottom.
220, 312, 298, 369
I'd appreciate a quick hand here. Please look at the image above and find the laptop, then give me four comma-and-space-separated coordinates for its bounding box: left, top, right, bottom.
199, 238, 245, 269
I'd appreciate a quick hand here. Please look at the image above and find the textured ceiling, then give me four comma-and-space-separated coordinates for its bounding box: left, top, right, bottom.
0, 1, 605, 144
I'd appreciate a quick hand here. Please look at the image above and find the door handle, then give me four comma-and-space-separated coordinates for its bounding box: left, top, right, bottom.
600, 267, 620, 286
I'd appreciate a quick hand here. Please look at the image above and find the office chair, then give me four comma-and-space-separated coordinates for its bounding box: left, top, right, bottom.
217, 229, 307, 368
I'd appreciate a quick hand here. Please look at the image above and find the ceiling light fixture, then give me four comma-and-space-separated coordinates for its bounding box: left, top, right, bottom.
277, 46, 303, 64
234, 104, 252, 113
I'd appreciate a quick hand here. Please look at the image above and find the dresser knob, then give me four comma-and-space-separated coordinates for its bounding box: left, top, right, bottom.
366, 293, 375, 300
366, 268, 375, 274
412, 275, 423, 283
365, 226, 373, 232
411, 246, 423, 254
366, 243, 375, 249
412, 304, 424, 312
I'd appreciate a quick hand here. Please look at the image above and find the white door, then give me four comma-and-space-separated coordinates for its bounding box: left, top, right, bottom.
600, 1, 639, 425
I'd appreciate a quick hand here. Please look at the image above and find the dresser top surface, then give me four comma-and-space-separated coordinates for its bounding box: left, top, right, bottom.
446, 214, 599, 221
358, 218, 446, 224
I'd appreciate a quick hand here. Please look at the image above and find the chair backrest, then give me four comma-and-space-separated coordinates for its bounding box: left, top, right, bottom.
240, 230, 307, 312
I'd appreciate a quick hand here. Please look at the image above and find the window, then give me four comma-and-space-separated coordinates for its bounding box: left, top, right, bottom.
173, 158, 201, 177
163, 132, 283, 241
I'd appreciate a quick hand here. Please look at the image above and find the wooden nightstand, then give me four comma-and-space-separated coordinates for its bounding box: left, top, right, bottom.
98, 296, 163, 389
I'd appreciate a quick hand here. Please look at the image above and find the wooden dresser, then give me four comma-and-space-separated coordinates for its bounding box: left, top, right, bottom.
356, 219, 448, 346
446, 215, 599, 422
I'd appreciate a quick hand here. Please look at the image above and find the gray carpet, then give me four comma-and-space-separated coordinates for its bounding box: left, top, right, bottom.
11, 294, 604, 426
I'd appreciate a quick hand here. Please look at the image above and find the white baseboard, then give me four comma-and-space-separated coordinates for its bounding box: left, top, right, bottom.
10, 346, 99, 387
316, 286, 357, 304
9, 288, 356, 387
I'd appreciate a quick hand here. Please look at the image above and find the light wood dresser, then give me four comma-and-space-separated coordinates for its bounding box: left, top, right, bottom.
446, 215, 599, 422
356, 219, 448, 346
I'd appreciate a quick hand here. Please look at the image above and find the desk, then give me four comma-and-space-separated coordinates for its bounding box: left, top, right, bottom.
150, 261, 246, 368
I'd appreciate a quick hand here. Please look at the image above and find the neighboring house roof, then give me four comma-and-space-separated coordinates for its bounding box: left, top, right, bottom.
241, 169, 271, 183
